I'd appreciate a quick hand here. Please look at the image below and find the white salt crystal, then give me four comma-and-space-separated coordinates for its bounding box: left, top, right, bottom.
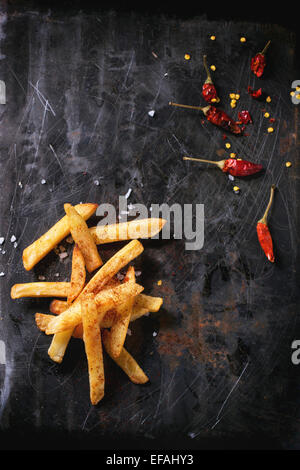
59, 252, 68, 259
148, 110, 155, 117
125, 188, 132, 199
153, 331, 157, 337
10, 235, 16, 243
0, 272, 5, 277
0, 237, 4, 245
41, 179, 46, 184
94, 180, 100, 186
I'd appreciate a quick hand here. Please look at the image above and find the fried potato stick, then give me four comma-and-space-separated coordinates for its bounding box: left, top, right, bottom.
11, 282, 70, 299
82, 294, 105, 405
68, 244, 86, 304
90, 218, 166, 244
64, 204, 102, 272
22, 203, 98, 271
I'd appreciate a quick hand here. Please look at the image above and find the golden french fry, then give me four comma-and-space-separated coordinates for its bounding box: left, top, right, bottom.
46, 281, 144, 334
11, 282, 70, 299
49, 299, 69, 314
22, 203, 98, 271
102, 330, 149, 384
133, 294, 163, 313
68, 244, 86, 303
82, 294, 105, 405
64, 203, 102, 273
109, 266, 135, 358
48, 329, 73, 363
90, 218, 166, 244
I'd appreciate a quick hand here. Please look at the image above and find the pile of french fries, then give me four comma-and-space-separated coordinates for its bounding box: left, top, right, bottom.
10, 203, 166, 405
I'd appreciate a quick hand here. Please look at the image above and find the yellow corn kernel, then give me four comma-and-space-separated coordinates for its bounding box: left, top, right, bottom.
235, 94, 240, 100
240, 37, 246, 43
210, 65, 216, 71
225, 143, 231, 149
266, 96, 271, 103
267, 127, 274, 133
230, 153, 236, 158
229, 93, 236, 99
230, 101, 236, 108
184, 53, 191, 60
211, 98, 217, 103
210, 35, 216, 41
264, 112, 270, 118
285, 161, 292, 167
290, 91, 295, 96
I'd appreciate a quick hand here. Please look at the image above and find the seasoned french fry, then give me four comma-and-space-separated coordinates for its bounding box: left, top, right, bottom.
11, 282, 70, 299
49, 299, 69, 315
102, 330, 149, 384
82, 294, 105, 405
90, 218, 166, 244
48, 329, 73, 363
22, 203, 98, 271
133, 294, 163, 313
109, 266, 135, 358
46, 281, 144, 334
64, 204, 102, 273
68, 244, 86, 304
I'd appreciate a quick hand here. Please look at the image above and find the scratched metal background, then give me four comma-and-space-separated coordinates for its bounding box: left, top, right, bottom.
0, 2, 300, 450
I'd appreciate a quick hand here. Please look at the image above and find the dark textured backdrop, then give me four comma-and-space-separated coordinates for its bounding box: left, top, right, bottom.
0, 1, 299, 450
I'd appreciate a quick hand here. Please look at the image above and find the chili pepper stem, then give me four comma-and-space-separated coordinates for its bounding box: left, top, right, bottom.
203, 55, 213, 84
260, 40, 271, 56
258, 184, 276, 224
183, 156, 225, 170
169, 102, 211, 115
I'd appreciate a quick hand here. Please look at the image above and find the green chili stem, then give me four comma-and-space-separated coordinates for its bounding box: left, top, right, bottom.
169, 102, 210, 115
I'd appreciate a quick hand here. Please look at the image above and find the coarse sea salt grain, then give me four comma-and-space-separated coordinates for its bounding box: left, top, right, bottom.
13, 242, 18, 248
125, 188, 132, 199
10, 235, 16, 243
41, 179, 46, 184
0, 237, 4, 245
148, 110, 155, 117
127, 328, 132, 336
94, 180, 100, 185
38, 275, 46, 281
228, 174, 235, 181
153, 331, 157, 337
0, 272, 5, 277
59, 252, 68, 259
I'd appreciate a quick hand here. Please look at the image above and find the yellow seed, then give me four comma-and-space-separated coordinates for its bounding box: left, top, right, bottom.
267, 127, 274, 133
230, 153, 236, 158
229, 93, 236, 99
210, 35, 216, 41
184, 53, 191, 60
230, 102, 236, 108
290, 91, 295, 96
157, 280, 162, 286
225, 143, 231, 149
211, 98, 217, 102
233, 186, 240, 192
237, 158, 242, 161
235, 94, 240, 100
296, 86, 300, 91
210, 65, 216, 71
264, 112, 270, 118
231, 99, 236, 104
285, 161, 292, 167
266, 96, 271, 103
240, 37, 246, 43
296, 94, 300, 100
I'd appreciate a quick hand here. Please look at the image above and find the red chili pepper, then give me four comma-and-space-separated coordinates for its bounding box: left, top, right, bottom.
237, 110, 253, 125
169, 102, 242, 135
256, 184, 276, 262
251, 40, 271, 77
182, 156, 263, 177
248, 86, 262, 99
202, 55, 220, 104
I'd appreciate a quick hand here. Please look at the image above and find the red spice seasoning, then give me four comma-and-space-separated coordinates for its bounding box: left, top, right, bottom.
251, 40, 271, 77
183, 156, 263, 177
202, 55, 220, 104
237, 110, 253, 125
256, 184, 276, 262
248, 86, 262, 99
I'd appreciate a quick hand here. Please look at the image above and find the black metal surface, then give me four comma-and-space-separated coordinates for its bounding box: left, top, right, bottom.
0, 2, 300, 450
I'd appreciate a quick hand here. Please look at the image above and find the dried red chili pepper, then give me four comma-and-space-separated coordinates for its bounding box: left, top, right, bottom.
256, 184, 276, 262
202, 55, 220, 104
238, 110, 252, 125
248, 86, 262, 99
183, 156, 263, 177
251, 40, 271, 77
169, 102, 242, 135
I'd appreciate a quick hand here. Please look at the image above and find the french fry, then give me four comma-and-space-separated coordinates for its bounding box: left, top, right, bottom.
108, 266, 135, 358
90, 218, 166, 244
11, 282, 70, 299
102, 330, 149, 384
45, 281, 144, 334
22, 203, 98, 271
81, 294, 105, 405
133, 294, 163, 314
48, 329, 73, 363
64, 204, 102, 273
68, 244, 86, 304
